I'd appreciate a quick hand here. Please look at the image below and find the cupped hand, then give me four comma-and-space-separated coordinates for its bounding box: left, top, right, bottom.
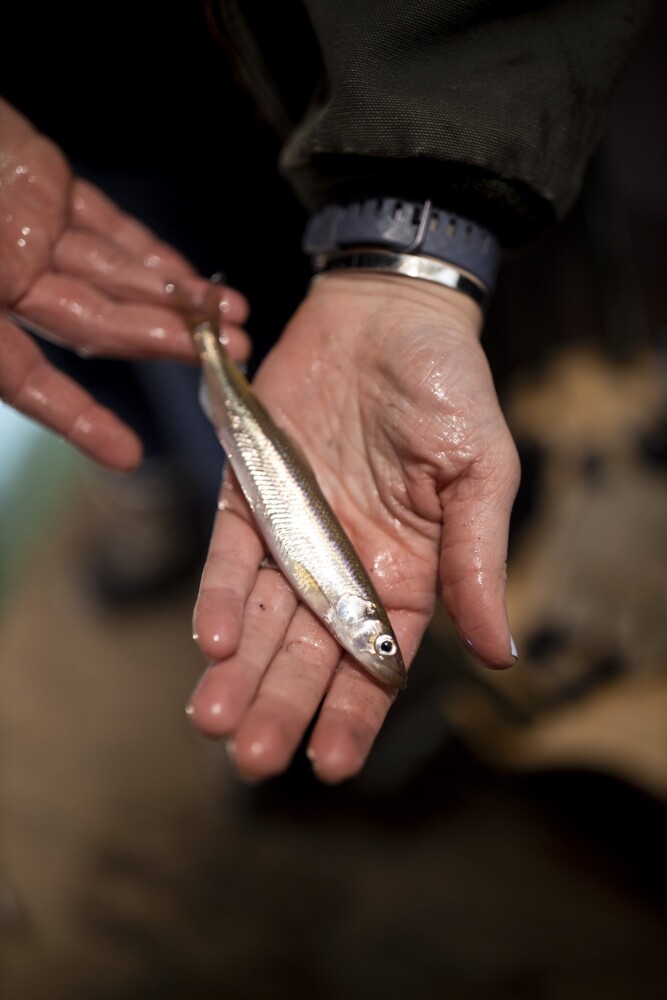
189, 272, 520, 783
0, 98, 249, 469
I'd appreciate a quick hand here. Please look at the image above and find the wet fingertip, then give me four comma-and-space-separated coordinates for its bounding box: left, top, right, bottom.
229, 740, 270, 785
164, 277, 228, 331
163, 278, 198, 313
306, 750, 343, 786
86, 416, 143, 474
185, 683, 203, 726
188, 719, 224, 746
307, 741, 363, 786
199, 633, 233, 661
190, 637, 226, 665
462, 634, 517, 670
191, 614, 237, 661
311, 763, 352, 786
210, 273, 249, 317
462, 636, 485, 667
305, 745, 323, 779
193, 596, 244, 660
185, 699, 221, 743
187, 687, 237, 740
222, 325, 253, 363
104, 448, 143, 475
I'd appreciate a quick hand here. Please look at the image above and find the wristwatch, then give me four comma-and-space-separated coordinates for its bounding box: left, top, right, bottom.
303, 197, 501, 293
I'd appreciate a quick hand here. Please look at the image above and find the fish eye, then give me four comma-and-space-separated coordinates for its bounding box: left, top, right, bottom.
375, 635, 397, 656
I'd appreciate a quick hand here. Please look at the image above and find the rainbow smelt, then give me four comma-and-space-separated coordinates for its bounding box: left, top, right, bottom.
192, 321, 406, 690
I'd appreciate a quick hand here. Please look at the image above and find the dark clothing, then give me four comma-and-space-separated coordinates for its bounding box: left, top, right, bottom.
4, 1, 654, 247
0, 1, 655, 491
216, 0, 654, 245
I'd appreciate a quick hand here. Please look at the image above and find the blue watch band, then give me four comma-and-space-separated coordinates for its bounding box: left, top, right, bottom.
303, 198, 501, 291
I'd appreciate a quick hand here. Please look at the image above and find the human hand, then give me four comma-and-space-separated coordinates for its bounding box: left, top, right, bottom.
0, 98, 249, 469
189, 272, 520, 783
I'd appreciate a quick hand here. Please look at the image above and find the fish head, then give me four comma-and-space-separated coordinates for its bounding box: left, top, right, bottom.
332, 594, 407, 690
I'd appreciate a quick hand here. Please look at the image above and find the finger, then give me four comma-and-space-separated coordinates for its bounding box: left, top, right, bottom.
193, 477, 266, 661
228, 607, 342, 781
306, 608, 427, 784
0, 314, 142, 470
14, 272, 252, 363
53, 229, 250, 325
70, 179, 197, 276
188, 568, 299, 739
438, 436, 521, 668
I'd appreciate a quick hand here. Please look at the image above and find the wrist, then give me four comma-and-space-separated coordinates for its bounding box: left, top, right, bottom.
310, 270, 485, 340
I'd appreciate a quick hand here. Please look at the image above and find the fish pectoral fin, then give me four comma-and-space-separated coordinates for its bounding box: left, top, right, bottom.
259, 557, 332, 619
292, 562, 331, 617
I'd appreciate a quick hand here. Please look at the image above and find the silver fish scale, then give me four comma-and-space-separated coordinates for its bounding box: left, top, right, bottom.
223, 379, 372, 612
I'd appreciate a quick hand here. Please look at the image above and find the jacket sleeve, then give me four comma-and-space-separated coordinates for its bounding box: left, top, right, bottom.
222, 1, 654, 246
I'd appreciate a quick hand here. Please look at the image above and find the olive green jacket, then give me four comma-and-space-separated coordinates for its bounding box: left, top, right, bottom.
216, 0, 653, 245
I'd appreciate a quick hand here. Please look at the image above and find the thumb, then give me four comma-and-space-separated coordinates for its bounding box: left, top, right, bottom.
438, 429, 520, 668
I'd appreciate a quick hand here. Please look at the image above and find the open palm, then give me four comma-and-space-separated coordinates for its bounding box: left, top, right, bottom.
190, 273, 520, 783
0, 98, 248, 468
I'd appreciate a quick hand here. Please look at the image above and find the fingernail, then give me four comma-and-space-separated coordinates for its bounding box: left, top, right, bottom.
510, 635, 518, 661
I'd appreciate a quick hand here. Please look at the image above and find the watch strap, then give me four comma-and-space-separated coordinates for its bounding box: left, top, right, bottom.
303, 198, 500, 291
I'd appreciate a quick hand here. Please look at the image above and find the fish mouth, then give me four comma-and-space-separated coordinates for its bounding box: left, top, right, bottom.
367, 656, 408, 691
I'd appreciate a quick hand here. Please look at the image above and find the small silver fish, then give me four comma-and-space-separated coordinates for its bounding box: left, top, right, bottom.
192, 320, 406, 690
